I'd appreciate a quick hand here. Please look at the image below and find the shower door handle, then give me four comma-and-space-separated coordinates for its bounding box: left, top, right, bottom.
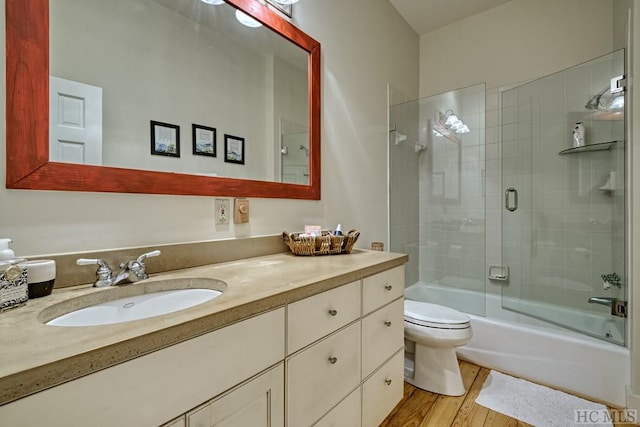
505, 188, 518, 212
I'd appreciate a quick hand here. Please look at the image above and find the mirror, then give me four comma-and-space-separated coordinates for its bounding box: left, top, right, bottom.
6, 0, 321, 199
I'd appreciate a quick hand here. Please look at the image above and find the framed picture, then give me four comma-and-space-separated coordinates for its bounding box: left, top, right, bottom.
264, 0, 292, 17
150, 120, 180, 157
224, 134, 245, 165
192, 124, 217, 157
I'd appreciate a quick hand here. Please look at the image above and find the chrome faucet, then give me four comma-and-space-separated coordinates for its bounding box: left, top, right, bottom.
588, 296, 617, 307
77, 250, 161, 287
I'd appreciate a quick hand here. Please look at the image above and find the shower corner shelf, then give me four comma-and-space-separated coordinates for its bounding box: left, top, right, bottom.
558, 140, 618, 155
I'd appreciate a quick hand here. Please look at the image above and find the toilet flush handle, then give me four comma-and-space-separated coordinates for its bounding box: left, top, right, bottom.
384, 321, 392, 327
384, 284, 392, 291
328, 309, 337, 316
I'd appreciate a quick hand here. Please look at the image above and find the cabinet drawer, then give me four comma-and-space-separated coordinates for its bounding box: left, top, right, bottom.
362, 350, 404, 427
287, 280, 361, 354
362, 266, 404, 315
313, 386, 361, 427
362, 298, 404, 378
287, 322, 361, 427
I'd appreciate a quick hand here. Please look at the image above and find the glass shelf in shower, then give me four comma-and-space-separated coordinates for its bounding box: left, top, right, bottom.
558, 140, 618, 155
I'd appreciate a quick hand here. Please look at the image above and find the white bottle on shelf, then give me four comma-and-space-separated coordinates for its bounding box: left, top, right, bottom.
572, 122, 585, 147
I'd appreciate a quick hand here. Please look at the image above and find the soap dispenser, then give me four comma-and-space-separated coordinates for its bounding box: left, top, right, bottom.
0, 238, 28, 311
0, 239, 15, 261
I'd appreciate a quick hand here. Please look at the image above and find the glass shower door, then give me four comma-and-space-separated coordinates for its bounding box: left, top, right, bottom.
501, 50, 626, 345
390, 83, 486, 316
280, 119, 309, 184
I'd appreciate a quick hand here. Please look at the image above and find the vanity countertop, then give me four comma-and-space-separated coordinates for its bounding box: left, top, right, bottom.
0, 249, 407, 406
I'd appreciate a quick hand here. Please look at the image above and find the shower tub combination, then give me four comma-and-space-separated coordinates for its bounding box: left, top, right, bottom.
405, 282, 630, 407
390, 49, 630, 408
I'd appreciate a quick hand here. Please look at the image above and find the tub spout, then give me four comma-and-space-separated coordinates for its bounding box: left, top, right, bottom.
588, 297, 627, 318
588, 296, 616, 307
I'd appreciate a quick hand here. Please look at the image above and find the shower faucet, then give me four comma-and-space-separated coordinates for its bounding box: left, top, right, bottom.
601, 273, 621, 289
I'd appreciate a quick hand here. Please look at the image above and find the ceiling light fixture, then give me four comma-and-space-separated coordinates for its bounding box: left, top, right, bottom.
201, 0, 225, 5
439, 110, 469, 135
235, 9, 263, 27
272, 0, 299, 4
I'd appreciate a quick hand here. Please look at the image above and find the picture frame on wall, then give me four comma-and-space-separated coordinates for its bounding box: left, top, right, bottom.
150, 120, 180, 157
264, 0, 292, 17
224, 134, 245, 165
192, 124, 217, 157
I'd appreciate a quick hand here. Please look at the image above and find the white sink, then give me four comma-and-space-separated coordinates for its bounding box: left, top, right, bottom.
43, 279, 225, 327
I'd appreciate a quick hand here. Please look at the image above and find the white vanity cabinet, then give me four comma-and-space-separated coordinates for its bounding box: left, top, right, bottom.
0, 263, 406, 427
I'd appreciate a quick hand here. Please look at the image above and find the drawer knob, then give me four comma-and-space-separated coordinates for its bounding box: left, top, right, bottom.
385, 378, 392, 386
328, 356, 338, 364
384, 284, 392, 291
328, 309, 338, 316
384, 321, 392, 327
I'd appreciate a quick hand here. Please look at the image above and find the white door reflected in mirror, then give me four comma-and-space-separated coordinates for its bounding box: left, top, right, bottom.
49, 76, 103, 165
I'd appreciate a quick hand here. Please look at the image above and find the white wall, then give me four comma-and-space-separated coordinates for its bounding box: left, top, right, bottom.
419, 0, 613, 97
0, 0, 419, 256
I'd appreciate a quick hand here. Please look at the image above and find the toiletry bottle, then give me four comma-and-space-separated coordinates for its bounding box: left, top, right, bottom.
573, 122, 585, 147
333, 224, 343, 236
0, 239, 15, 261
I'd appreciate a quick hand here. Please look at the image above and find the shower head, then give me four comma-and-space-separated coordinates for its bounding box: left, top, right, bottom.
585, 86, 609, 110
299, 145, 309, 157
394, 139, 425, 153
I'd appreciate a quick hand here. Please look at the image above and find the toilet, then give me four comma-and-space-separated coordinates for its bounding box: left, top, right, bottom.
403, 299, 473, 396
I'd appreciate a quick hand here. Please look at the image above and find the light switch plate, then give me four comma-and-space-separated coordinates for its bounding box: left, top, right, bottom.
215, 198, 230, 225
234, 198, 249, 224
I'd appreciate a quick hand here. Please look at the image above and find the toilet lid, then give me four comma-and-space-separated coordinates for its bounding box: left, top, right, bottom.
404, 299, 470, 328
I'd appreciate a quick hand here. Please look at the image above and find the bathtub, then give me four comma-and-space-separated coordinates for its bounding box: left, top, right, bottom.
405, 282, 631, 407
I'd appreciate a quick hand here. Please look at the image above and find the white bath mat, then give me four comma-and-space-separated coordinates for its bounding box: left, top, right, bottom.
476, 370, 613, 427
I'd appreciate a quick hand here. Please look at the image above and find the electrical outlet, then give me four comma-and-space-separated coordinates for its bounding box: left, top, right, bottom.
234, 198, 249, 224
215, 198, 229, 225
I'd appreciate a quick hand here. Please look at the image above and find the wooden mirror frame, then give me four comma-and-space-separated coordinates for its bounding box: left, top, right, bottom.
6, 0, 321, 199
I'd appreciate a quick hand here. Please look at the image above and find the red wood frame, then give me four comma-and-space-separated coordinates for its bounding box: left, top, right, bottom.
5, 0, 321, 199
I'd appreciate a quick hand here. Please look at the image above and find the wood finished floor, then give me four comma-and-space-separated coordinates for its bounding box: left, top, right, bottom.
380, 360, 625, 427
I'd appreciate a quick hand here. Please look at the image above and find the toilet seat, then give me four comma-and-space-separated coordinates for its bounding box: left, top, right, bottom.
404, 300, 470, 329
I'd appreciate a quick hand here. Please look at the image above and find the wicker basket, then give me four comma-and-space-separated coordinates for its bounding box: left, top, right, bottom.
282, 229, 360, 256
